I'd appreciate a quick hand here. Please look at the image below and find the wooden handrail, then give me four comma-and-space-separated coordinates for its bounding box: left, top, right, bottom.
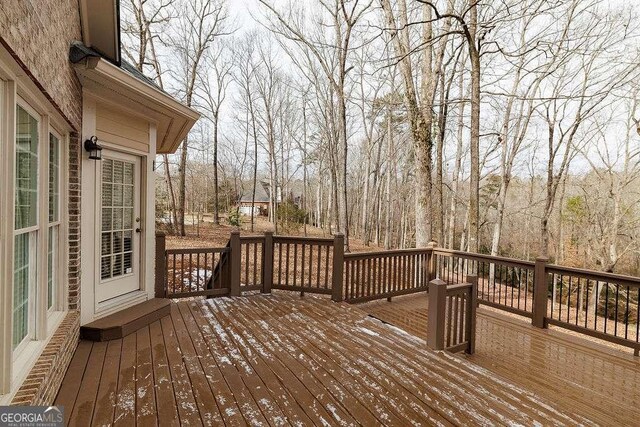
272, 235, 335, 244
166, 247, 230, 255
546, 264, 640, 288
344, 248, 431, 260
432, 248, 535, 269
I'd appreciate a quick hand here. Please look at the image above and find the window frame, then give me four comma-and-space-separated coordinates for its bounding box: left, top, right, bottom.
47, 129, 62, 315
3, 94, 69, 393
12, 99, 41, 356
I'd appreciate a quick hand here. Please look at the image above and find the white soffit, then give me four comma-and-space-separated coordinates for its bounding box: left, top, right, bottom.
79, 0, 120, 64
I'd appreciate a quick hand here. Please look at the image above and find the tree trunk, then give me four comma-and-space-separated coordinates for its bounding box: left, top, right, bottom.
467, 3, 481, 254
213, 111, 220, 225
178, 138, 188, 236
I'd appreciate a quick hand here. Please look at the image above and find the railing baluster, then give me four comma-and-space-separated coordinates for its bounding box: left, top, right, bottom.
292, 243, 298, 288
604, 282, 609, 335
452, 295, 459, 347
324, 245, 330, 289
253, 242, 259, 287
607, 284, 620, 337
316, 244, 322, 288
567, 276, 572, 324
307, 244, 312, 288
625, 285, 630, 340
636, 287, 639, 342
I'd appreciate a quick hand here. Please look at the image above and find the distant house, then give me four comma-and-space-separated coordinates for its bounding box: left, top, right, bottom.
0, 0, 198, 405
237, 181, 305, 217
239, 184, 270, 216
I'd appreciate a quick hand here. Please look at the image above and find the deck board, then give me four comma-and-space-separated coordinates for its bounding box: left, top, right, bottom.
246, 296, 443, 425
68, 341, 107, 427
234, 296, 392, 425
56, 340, 92, 425
160, 310, 203, 426
135, 326, 157, 427
57, 293, 598, 426
188, 301, 310, 426
114, 333, 137, 426
92, 340, 122, 426
363, 294, 640, 426
148, 321, 179, 427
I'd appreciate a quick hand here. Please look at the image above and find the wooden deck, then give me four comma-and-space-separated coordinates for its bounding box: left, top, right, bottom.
55, 292, 593, 426
364, 294, 640, 426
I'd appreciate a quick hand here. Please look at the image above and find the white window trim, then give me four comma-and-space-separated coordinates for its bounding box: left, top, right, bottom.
0, 54, 71, 400
47, 128, 65, 316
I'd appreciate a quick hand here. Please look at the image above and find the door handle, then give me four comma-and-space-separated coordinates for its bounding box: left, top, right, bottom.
135, 228, 142, 233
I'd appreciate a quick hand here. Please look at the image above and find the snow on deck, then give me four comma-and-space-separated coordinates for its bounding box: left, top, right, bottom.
57, 292, 591, 426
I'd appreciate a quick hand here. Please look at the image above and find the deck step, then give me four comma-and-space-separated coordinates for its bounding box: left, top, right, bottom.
80, 298, 171, 341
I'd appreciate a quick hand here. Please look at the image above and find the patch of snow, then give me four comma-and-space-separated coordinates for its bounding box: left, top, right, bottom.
358, 327, 379, 337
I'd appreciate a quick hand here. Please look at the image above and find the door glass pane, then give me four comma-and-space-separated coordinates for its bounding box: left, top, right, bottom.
101, 159, 135, 280
49, 134, 59, 222
15, 106, 38, 230
13, 233, 31, 349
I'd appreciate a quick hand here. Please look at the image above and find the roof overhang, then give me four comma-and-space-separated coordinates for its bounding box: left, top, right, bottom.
73, 57, 199, 154
78, 0, 121, 65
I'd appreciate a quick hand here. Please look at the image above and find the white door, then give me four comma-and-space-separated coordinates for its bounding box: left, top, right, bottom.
96, 151, 141, 302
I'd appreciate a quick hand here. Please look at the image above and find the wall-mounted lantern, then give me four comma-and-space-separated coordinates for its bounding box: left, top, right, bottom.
84, 136, 102, 160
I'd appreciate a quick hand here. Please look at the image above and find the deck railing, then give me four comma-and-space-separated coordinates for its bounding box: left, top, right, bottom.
427, 277, 478, 354
156, 231, 345, 301
156, 232, 640, 355
344, 249, 430, 303
271, 235, 341, 297
544, 263, 640, 354
431, 249, 535, 318
157, 244, 230, 298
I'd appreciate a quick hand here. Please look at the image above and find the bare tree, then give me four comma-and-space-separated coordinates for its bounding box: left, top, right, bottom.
258, 0, 373, 249
197, 42, 233, 225
168, 0, 229, 235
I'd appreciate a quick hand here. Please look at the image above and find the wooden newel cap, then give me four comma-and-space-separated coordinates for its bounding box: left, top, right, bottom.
429, 279, 447, 286
231, 229, 241, 235
155, 231, 166, 237
535, 256, 549, 263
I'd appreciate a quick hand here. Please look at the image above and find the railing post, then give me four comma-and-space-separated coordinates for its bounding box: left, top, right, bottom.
262, 231, 273, 294
427, 279, 447, 351
229, 230, 241, 297
155, 232, 167, 298
533, 256, 549, 328
465, 275, 478, 354
426, 241, 437, 283
331, 233, 345, 302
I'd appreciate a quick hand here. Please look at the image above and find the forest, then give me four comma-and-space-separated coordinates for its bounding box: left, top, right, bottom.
120, 0, 640, 275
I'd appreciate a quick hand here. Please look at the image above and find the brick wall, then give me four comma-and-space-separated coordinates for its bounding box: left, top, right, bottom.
68, 132, 81, 310
0, 0, 82, 130
9, 312, 80, 406
0, 0, 83, 405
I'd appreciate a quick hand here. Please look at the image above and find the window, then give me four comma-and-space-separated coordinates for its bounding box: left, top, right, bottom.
0, 62, 70, 399
13, 105, 39, 351
48, 133, 60, 310
11, 104, 65, 354
101, 159, 135, 280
